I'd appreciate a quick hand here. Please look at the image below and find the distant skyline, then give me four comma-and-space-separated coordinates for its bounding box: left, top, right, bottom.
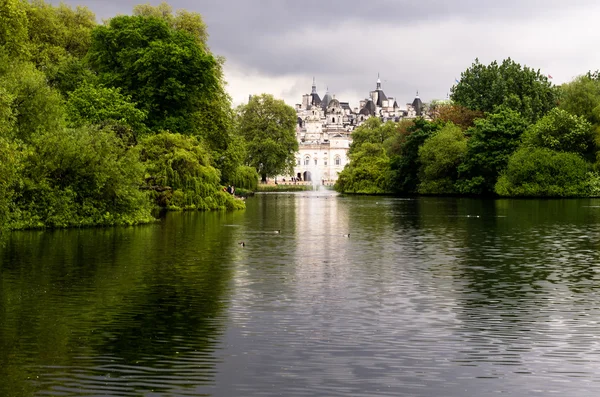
49, 0, 600, 107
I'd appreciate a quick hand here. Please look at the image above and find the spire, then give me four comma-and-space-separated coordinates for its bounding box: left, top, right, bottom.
376, 73, 382, 90
311, 77, 317, 94
416, 90, 420, 98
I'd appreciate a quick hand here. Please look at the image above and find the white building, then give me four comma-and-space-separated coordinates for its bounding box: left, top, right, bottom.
284, 77, 427, 184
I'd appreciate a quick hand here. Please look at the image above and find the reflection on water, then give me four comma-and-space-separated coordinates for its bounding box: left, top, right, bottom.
3, 194, 600, 396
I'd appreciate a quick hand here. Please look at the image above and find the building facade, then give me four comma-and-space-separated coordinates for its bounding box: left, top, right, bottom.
286, 77, 427, 184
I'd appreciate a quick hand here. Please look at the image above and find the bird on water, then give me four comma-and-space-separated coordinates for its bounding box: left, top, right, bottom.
238, 242, 245, 247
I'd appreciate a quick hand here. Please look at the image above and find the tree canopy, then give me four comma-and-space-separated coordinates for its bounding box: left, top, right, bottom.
237, 94, 298, 182
451, 58, 557, 123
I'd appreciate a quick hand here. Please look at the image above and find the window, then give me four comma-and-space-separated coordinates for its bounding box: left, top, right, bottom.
335, 156, 341, 166
332, 117, 335, 123
314, 159, 318, 165
324, 159, 328, 166
304, 156, 310, 166
297, 158, 301, 166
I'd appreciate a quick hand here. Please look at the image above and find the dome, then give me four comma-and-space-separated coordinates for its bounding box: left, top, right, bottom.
328, 98, 340, 108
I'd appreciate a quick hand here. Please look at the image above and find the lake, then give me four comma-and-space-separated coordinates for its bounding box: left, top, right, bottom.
2, 190, 600, 396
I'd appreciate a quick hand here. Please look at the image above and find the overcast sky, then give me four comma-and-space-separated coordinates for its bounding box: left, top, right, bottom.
49, 0, 600, 108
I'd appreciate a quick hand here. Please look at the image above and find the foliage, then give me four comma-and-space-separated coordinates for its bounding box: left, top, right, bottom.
417, 123, 467, 194
237, 93, 298, 181
230, 165, 259, 190
495, 147, 590, 197
336, 142, 391, 194
348, 117, 398, 154
521, 108, 595, 160
0, 57, 64, 142
0, 137, 23, 235
558, 75, 600, 126
87, 14, 220, 134
66, 83, 148, 143
132, 1, 208, 48
388, 118, 442, 194
26, 0, 96, 69
431, 103, 485, 130
0, 0, 30, 58
452, 58, 557, 123
456, 107, 529, 195
11, 126, 154, 229
139, 132, 244, 211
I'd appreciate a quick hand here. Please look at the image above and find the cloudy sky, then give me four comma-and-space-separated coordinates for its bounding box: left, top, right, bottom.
50, 0, 600, 108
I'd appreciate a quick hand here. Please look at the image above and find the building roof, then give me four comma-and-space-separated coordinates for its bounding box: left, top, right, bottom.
359, 99, 376, 116
311, 93, 322, 107
321, 91, 332, 109
412, 94, 423, 116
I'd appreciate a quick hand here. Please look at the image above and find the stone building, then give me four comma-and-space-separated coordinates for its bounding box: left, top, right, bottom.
284, 77, 427, 184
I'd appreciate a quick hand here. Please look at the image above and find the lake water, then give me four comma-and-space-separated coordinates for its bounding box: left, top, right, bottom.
2, 191, 600, 396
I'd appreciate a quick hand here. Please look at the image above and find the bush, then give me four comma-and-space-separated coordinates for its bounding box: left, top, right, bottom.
495, 147, 590, 197
11, 126, 155, 229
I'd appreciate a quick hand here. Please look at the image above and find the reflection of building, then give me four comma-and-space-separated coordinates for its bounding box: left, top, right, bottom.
285, 77, 428, 183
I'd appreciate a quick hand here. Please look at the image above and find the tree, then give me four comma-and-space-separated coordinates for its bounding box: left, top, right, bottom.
26, 0, 96, 69
132, 2, 208, 49
0, 0, 30, 58
452, 58, 557, 123
335, 117, 397, 194
348, 117, 398, 153
65, 83, 148, 144
521, 108, 595, 160
237, 94, 298, 182
496, 147, 590, 197
12, 126, 154, 229
430, 102, 484, 130
558, 75, 600, 125
388, 118, 441, 194
418, 123, 467, 194
0, 136, 23, 236
0, 58, 64, 142
138, 132, 244, 211
456, 107, 529, 195
86, 15, 220, 134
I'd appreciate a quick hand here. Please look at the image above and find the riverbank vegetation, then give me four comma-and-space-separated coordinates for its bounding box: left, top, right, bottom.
336, 58, 600, 197
0, 0, 273, 233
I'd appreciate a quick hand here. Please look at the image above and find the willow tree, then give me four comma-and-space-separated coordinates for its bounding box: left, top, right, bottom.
237, 94, 298, 182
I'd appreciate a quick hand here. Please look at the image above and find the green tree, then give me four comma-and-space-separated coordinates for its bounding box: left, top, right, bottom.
349, 117, 398, 153
558, 75, 600, 125
521, 107, 595, 160
138, 132, 244, 211
0, 0, 30, 58
456, 107, 529, 195
418, 123, 467, 194
237, 94, 298, 182
336, 142, 390, 194
0, 136, 23, 235
132, 2, 208, 49
66, 83, 148, 144
87, 14, 220, 134
452, 58, 557, 123
388, 118, 441, 194
0, 57, 64, 142
496, 147, 590, 197
12, 126, 154, 229
26, 0, 96, 69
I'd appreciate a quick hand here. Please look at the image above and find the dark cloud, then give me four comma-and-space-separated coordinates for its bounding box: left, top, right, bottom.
48, 0, 600, 106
